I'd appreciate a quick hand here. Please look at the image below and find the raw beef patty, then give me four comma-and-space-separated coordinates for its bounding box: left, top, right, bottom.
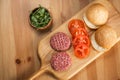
50, 32, 71, 51
50, 52, 71, 71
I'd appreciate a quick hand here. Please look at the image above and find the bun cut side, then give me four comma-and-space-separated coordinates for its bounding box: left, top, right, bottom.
91, 33, 105, 51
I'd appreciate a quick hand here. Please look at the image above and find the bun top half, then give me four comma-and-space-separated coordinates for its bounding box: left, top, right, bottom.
86, 3, 109, 26
95, 25, 117, 49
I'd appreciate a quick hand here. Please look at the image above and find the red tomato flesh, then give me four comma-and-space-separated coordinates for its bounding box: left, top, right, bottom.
73, 35, 90, 47
68, 19, 90, 59
74, 44, 89, 58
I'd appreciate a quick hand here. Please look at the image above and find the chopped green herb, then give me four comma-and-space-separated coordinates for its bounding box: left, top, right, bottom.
30, 6, 51, 28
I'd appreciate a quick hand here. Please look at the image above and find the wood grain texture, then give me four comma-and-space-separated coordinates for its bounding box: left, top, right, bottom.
0, 0, 120, 80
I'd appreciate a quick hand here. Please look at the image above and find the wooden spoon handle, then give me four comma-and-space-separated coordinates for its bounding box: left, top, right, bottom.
29, 68, 47, 80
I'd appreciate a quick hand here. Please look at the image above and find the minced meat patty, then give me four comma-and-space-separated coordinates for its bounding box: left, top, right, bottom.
50, 32, 71, 51
50, 52, 71, 71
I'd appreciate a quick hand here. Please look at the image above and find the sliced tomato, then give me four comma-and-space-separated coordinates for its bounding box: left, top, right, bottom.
74, 44, 89, 58
72, 35, 90, 47
68, 19, 90, 59
68, 19, 85, 35
72, 28, 88, 38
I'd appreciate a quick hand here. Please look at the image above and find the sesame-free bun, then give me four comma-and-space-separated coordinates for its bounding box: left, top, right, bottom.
95, 25, 117, 49
83, 3, 109, 29
91, 25, 117, 51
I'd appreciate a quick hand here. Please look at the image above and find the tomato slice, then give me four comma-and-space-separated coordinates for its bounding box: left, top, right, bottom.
72, 35, 90, 47
68, 19, 85, 35
72, 28, 88, 38
74, 44, 89, 58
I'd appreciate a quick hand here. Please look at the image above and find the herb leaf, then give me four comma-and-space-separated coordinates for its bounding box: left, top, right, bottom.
30, 6, 51, 28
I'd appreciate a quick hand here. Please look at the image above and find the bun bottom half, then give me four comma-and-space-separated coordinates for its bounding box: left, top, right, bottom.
91, 33, 106, 52
83, 14, 99, 29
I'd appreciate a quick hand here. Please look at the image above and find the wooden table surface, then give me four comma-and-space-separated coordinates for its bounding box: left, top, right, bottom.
0, 0, 120, 80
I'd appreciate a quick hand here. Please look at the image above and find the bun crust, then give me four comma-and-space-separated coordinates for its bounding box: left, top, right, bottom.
95, 25, 117, 49
86, 3, 109, 26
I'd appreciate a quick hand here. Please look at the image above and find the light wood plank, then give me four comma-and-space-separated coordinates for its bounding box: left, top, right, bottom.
0, 0, 120, 80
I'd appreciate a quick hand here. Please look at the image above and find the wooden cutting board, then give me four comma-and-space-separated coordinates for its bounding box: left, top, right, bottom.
29, 0, 120, 79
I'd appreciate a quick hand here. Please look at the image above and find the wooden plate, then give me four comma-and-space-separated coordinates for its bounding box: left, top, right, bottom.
29, 0, 120, 80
